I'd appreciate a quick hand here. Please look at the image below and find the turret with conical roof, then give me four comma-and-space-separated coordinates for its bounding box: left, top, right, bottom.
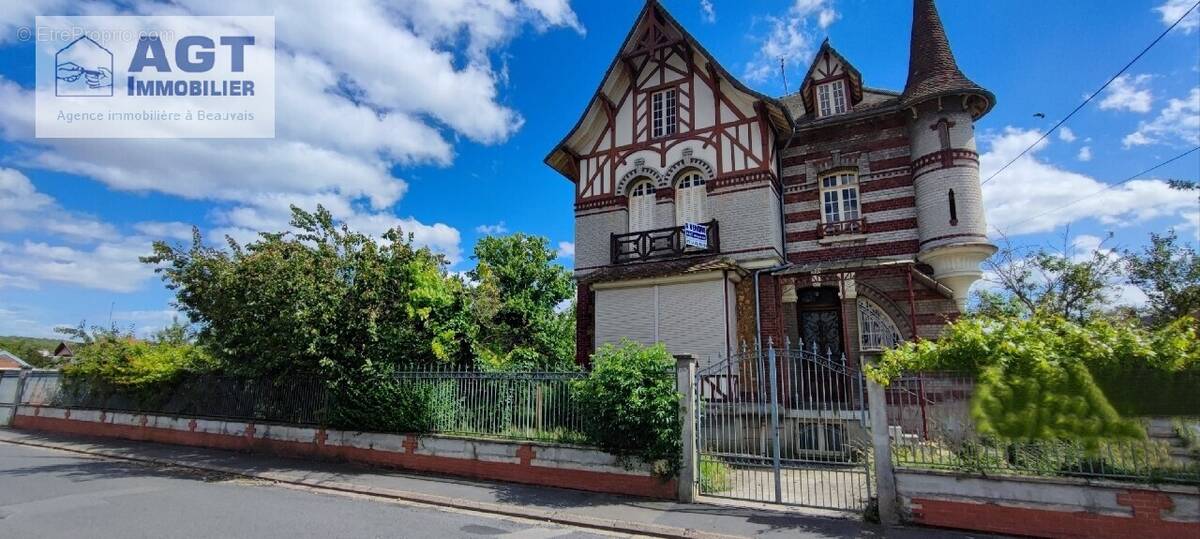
905, 0, 996, 309
901, 0, 994, 118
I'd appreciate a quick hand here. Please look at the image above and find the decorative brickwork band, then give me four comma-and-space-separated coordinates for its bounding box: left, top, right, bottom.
575, 195, 627, 212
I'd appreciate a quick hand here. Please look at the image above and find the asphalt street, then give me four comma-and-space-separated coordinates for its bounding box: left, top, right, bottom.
0, 442, 618, 539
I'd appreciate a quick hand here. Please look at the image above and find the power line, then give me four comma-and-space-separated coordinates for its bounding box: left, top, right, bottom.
981, 0, 1199, 186
1002, 145, 1200, 231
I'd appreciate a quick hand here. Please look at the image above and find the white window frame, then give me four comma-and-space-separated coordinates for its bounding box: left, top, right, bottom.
628, 179, 657, 232
674, 170, 707, 227
819, 171, 860, 225
816, 80, 848, 118
858, 298, 902, 352
651, 88, 677, 138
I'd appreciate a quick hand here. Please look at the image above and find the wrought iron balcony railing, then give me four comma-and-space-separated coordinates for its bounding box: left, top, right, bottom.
610, 219, 720, 264
818, 217, 865, 238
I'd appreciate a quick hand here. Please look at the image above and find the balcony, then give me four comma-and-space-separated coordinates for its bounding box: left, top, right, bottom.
611, 219, 720, 264
818, 217, 865, 238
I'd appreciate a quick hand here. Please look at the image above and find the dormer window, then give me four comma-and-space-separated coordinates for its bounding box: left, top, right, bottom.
816, 80, 848, 118
651, 88, 677, 138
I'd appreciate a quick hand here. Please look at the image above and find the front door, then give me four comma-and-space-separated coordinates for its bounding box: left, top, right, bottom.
795, 287, 843, 357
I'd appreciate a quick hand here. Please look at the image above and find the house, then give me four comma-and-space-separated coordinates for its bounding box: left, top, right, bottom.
52, 341, 74, 359
0, 350, 32, 369
546, 0, 995, 365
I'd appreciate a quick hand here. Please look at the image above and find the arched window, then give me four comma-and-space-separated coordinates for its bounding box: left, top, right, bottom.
628, 179, 656, 232
858, 298, 902, 352
675, 170, 707, 226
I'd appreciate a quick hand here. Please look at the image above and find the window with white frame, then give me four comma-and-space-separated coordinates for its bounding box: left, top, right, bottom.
820, 171, 860, 226
674, 170, 707, 226
651, 88, 677, 138
858, 298, 902, 352
628, 180, 656, 232
815, 80, 848, 118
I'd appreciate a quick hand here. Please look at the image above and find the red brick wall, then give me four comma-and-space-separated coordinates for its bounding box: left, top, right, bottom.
575, 282, 595, 366
13, 409, 677, 500
910, 490, 1200, 539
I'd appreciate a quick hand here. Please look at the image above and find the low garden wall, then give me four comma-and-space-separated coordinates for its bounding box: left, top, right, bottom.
11, 405, 676, 499
895, 469, 1200, 539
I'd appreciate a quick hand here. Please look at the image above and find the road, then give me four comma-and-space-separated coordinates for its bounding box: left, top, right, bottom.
0, 442, 619, 539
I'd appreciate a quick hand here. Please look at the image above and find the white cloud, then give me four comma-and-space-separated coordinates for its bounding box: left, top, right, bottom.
475, 222, 510, 235
1098, 74, 1153, 113
556, 241, 575, 258
133, 221, 196, 242
0, 167, 118, 242
700, 0, 716, 23
981, 127, 1197, 235
1155, 0, 1200, 33
744, 0, 838, 83
1057, 127, 1077, 142
0, 0, 581, 271
1077, 146, 1093, 161
0, 0, 583, 279
0, 238, 157, 293
1123, 87, 1200, 148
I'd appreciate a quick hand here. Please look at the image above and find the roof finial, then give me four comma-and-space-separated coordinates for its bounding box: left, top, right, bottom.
900, 0, 994, 116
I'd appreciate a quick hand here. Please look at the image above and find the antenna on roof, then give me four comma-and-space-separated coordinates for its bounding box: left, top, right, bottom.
779, 56, 789, 94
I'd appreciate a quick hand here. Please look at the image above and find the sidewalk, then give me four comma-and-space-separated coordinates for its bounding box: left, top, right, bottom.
0, 428, 989, 539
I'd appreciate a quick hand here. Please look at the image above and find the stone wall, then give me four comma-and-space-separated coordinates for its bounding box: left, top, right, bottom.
896, 469, 1200, 539
11, 406, 677, 500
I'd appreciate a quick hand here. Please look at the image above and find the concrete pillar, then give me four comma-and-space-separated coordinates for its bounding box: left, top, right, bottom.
674, 354, 698, 503
865, 355, 899, 525
4, 367, 31, 426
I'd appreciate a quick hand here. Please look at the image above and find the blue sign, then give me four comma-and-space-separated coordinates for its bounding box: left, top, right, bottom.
683, 222, 708, 248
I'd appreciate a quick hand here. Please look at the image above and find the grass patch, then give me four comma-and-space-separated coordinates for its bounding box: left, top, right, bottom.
698, 458, 732, 493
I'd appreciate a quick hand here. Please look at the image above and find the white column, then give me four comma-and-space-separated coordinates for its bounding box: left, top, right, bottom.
675, 354, 698, 503
865, 355, 899, 525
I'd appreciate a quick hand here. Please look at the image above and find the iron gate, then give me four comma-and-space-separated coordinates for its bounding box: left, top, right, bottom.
694, 342, 873, 511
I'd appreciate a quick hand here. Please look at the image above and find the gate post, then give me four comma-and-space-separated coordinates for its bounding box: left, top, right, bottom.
767, 342, 782, 504
675, 354, 698, 503
864, 356, 899, 525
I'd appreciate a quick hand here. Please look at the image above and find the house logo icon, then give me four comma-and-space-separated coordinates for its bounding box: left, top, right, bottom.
55, 36, 113, 97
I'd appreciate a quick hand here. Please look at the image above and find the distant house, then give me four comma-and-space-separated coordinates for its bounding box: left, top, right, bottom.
0, 350, 31, 369
52, 341, 74, 359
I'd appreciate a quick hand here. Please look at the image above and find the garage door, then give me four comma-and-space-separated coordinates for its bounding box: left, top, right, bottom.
594, 277, 733, 361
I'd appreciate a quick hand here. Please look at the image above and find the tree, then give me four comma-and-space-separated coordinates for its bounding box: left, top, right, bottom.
141, 205, 471, 378
981, 232, 1122, 321
1124, 230, 1200, 324
467, 234, 575, 370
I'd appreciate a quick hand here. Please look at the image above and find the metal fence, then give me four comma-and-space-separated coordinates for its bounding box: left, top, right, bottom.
17, 368, 590, 444
28, 372, 330, 425
887, 372, 1200, 485
392, 364, 587, 442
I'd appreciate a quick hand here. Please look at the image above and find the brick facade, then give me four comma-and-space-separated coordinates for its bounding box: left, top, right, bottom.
575, 282, 595, 366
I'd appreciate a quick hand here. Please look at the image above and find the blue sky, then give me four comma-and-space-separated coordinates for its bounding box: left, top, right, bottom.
0, 0, 1197, 338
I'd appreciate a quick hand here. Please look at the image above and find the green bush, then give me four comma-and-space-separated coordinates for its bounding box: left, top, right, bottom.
325, 368, 439, 434
864, 312, 1187, 447
572, 341, 681, 477
61, 329, 217, 407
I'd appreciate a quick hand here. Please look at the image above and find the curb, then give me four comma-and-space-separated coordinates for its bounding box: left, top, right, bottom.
0, 434, 743, 539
